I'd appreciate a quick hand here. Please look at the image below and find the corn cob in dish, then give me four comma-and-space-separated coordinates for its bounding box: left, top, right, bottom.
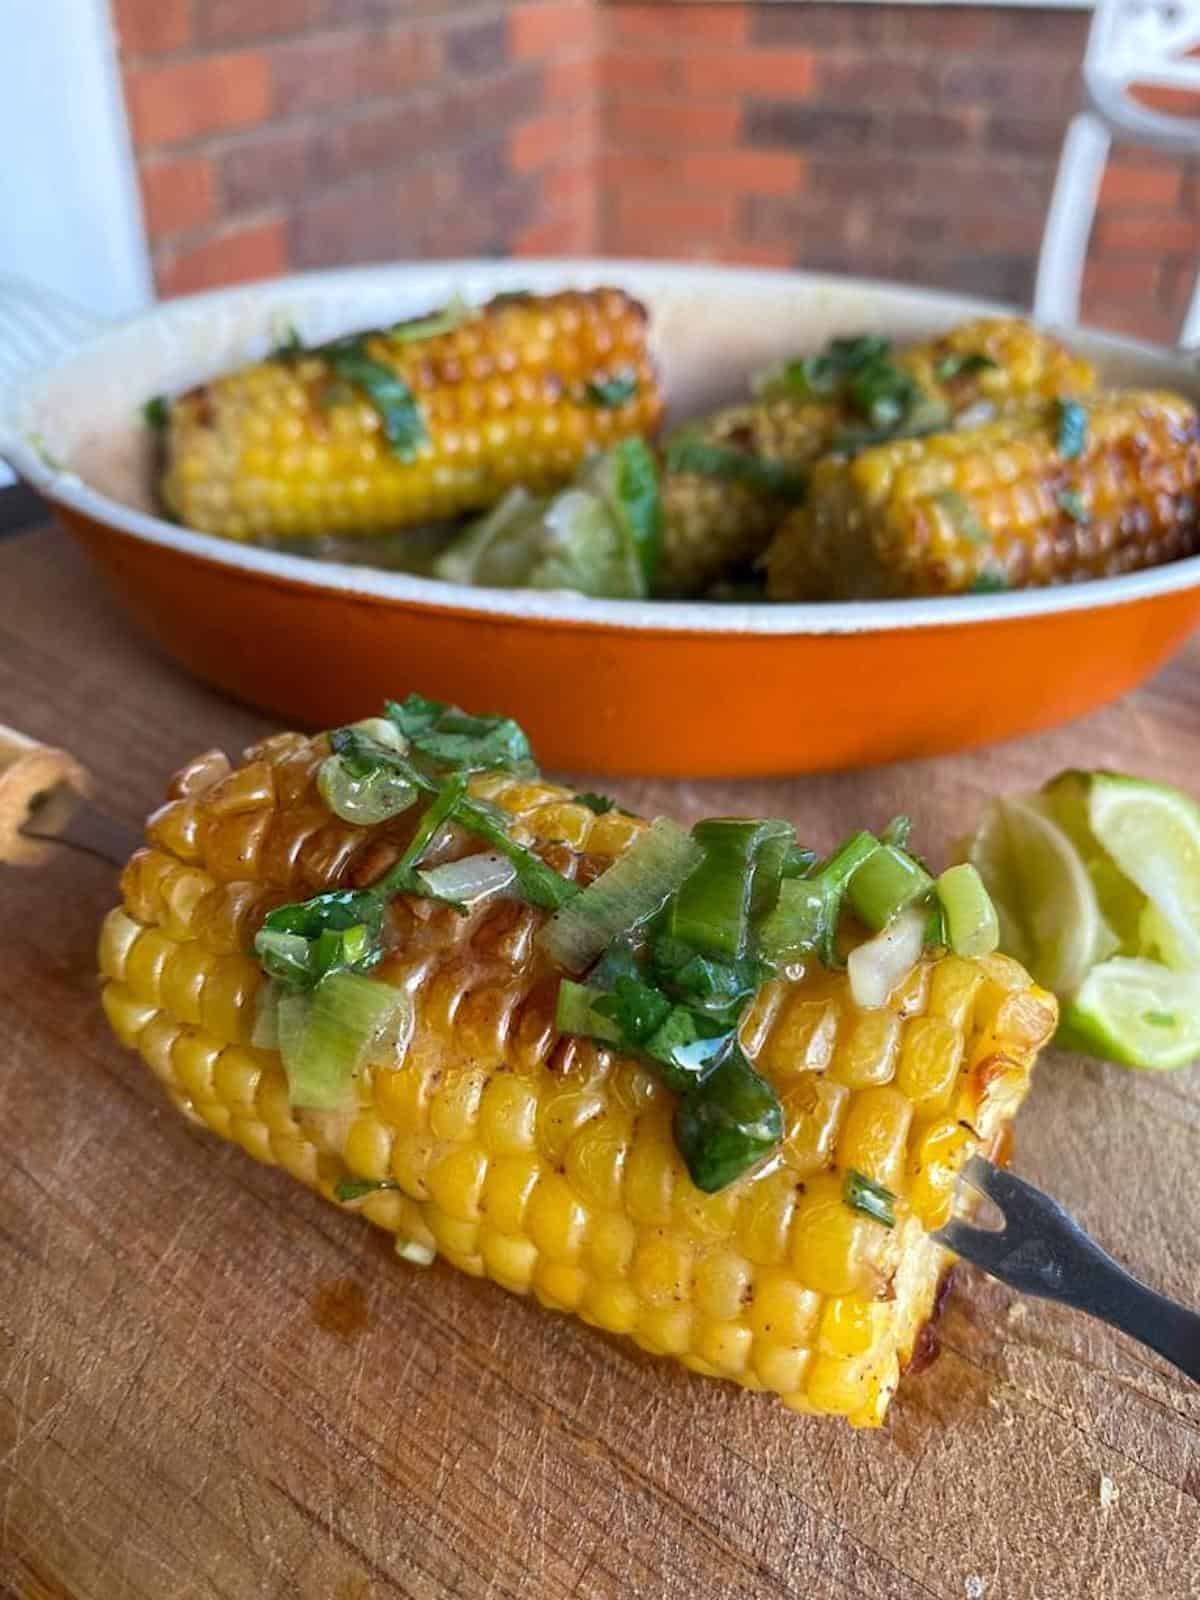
159, 289, 662, 542
765, 389, 1200, 601
657, 317, 1098, 594
99, 699, 1056, 1426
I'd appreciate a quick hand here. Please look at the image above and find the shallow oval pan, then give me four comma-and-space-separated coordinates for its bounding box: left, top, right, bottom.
3, 259, 1199, 776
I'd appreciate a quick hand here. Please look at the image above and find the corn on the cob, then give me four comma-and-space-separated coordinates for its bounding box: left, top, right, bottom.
766, 389, 1200, 601
659, 318, 1097, 594
161, 289, 662, 542
98, 736, 1056, 1426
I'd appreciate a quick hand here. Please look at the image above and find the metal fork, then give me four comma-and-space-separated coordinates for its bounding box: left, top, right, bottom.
934, 1155, 1200, 1383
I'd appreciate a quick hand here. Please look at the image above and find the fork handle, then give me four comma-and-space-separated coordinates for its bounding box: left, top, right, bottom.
1085, 1272, 1200, 1384
938, 1159, 1200, 1384
0, 723, 90, 866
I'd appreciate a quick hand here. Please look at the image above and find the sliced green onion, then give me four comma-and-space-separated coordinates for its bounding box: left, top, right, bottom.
933, 351, 998, 382
539, 817, 702, 971
251, 979, 282, 1049
390, 295, 470, 344
280, 972, 410, 1109
1056, 488, 1089, 524
142, 394, 169, 430
935, 862, 999, 958
1056, 397, 1088, 460
577, 437, 662, 592
454, 798, 578, 910
880, 815, 912, 850
555, 978, 623, 1046
318, 753, 420, 826
585, 372, 638, 408
372, 775, 469, 900
673, 1044, 783, 1193
255, 930, 315, 989
847, 906, 926, 1009
759, 830, 879, 964
843, 1168, 896, 1228
670, 817, 794, 961
416, 851, 518, 909
846, 844, 933, 931
347, 716, 408, 753
781, 844, 818, 878
335, 1177, 403, 1201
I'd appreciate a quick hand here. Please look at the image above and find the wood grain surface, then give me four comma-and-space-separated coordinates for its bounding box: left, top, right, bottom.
1, 528, 1198, 1600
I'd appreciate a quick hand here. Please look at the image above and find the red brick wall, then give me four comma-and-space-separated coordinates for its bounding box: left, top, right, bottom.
112, 0, 597, 296
596, 3, 1195, 343
111, 0, 1196, 344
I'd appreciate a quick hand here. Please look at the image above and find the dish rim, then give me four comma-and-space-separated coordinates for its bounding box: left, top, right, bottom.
9, 256, 1200, 639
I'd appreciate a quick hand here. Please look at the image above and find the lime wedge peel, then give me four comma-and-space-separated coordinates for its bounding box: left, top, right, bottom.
965, 771, 1200, 1072
967, 795, 1116, 995
1058, 959, 1200, 1072
1085, 774, 1200, 971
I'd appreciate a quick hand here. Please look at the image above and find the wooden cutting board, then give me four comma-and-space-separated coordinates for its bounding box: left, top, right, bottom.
1, 527, 1197, 1600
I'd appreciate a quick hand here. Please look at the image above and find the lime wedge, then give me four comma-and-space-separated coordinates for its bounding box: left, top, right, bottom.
967, 796, 1117, 993
1083, 773, 1200, 970
1058, 958, 1200, 1070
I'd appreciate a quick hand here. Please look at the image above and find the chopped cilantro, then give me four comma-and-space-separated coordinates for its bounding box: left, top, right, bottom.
969, 571, 1009, 594
585, 373, 639, 408
574, 792, 617, 814
933, 351, 998, 383
142, 395, 170, 430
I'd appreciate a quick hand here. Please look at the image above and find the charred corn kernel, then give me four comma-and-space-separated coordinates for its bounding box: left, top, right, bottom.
767, 389, 1200, 600
100, 732, 1055, 1426
659, 317, 1096, 593
162, 289, 662, 542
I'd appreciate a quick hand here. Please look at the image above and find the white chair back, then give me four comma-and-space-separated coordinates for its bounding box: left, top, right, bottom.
1034, 0, 1200, 339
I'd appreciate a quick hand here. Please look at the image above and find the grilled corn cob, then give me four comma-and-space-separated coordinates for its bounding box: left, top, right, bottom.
98, 733, 1056, 1426
659, 317, 1097, 594
161, 289, 662, 541
766, 389, 1200, 601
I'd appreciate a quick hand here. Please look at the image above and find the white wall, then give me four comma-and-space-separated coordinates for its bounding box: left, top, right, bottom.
0, 0, 152, 319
